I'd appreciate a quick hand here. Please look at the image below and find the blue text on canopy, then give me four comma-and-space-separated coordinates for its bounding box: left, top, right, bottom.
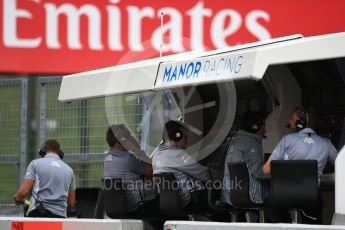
162, 55, 244, 83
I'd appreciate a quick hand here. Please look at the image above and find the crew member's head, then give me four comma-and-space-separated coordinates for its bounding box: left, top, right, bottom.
106, 124, 129, 150
39, 139, 64, 159
288, 107, 313, 131
240, 110, 266, 137
45, 139, 61, 154
163, 120, 188, 149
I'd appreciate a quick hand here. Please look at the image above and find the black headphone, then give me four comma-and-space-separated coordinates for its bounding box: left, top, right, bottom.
247, 118, 264, 133
162, 128, 184, 142
38, 144, 64, 160
163, 120, 185, 142
296, 108, 310, 130
172, 130, 183, 142
240, 111, 265, 134
251, 122, 261, 131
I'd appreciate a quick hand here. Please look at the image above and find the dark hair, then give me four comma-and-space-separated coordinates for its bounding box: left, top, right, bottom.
107, 125, 119, 147
106, 124, 129, 147
240, 110, 265, 133
164, 120, 184, 141
44, 139, 60, 153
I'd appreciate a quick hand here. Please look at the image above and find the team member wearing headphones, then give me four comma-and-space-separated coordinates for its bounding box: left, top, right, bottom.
14, 139, 75, 218
221, 110, 268, 205
263, 107, 337, 223
263, 107, 337, 178
152, 120, 210, 209
104, 124, 159, 214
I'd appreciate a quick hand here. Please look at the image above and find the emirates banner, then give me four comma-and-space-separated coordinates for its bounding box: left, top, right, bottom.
1, 0, 345, 74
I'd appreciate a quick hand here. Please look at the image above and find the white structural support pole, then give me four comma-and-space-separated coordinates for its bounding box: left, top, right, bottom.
333, 146, 345, 225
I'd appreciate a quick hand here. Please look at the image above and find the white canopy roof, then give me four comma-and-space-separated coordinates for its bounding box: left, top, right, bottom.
59, 32, 345, 101
58, 50, 204, 101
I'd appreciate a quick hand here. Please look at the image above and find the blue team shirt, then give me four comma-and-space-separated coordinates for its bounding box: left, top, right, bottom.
271, 128, 337, 179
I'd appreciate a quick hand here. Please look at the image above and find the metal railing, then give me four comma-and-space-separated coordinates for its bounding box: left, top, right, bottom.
38, 77, 143, 188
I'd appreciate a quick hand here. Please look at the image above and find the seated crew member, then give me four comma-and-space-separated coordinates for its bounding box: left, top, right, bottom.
263, 107, 338, 223
152, 120, 211, 209
14, 139, 76, 218
103, 124, 158, 214
221, 110, 268, 205
263, 107, 337, 179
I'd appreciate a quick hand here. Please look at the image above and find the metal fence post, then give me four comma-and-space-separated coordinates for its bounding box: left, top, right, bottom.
19, 79, 28, 183
80, 99, 89, 188
39, 80, 46, 150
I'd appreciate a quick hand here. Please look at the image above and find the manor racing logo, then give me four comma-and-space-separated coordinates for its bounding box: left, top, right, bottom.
158, 54, 249, 87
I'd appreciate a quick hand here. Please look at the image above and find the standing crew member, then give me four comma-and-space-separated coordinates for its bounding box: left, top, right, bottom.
14, 139, 76, 218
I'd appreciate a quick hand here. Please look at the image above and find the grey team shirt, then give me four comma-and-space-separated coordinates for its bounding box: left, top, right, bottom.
24, 153, 76, 217
221, 130, 267, 205
271, 128, 337, 179
104, 149, 156, 212
152, 144, 210, 181
152, 144, 210, 207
